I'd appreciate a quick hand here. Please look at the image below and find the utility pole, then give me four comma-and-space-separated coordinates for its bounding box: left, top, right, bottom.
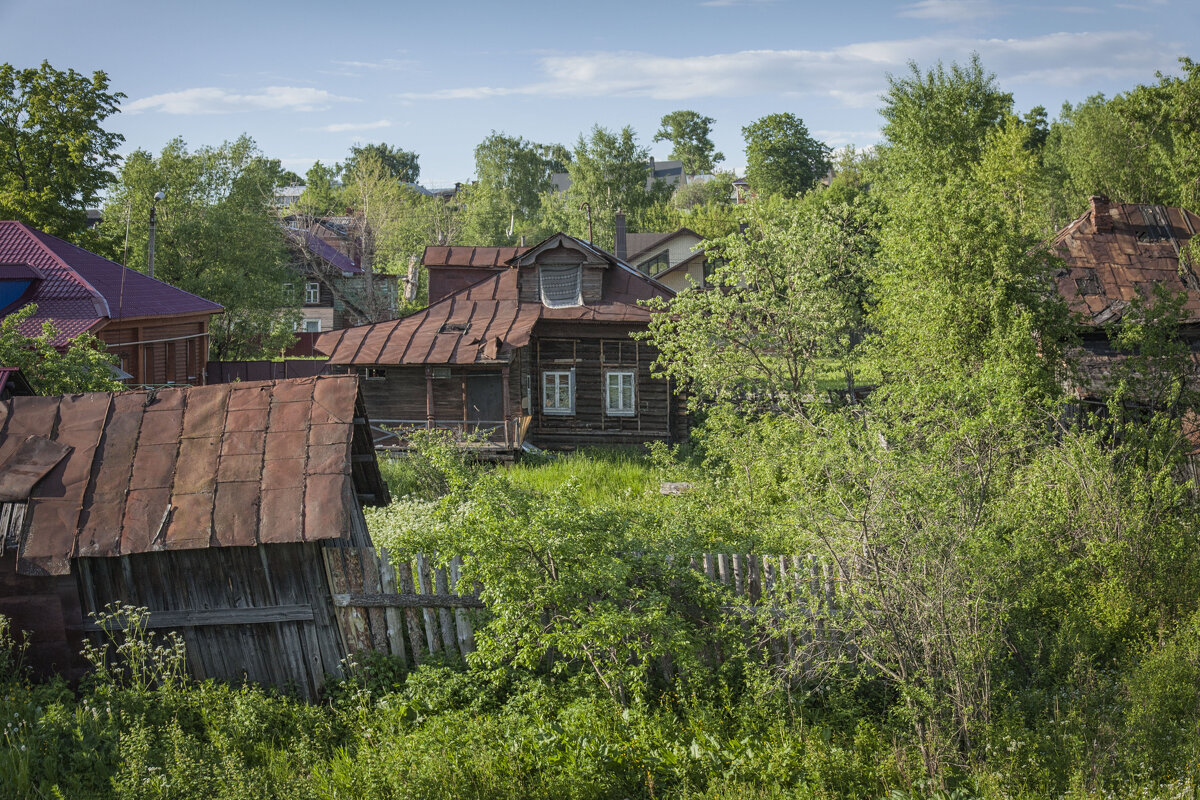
148, 190, 165, 279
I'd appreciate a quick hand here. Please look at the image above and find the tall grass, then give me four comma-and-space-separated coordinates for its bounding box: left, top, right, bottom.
504, 447, 663, 506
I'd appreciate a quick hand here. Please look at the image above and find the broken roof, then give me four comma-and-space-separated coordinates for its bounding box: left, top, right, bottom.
319, 233, 673, 366
1053, 198, 1200, 325
0, 375, 388, 576
0, 221, 224, 346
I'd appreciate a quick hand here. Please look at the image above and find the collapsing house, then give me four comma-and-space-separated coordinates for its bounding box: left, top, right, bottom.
1053, 196, 1200, 400
317, 233, 690, 452
0, 375, 389, 698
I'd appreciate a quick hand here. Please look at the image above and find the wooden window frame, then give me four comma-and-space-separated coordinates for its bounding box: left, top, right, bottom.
542, 369, 575, 416
605, 370, 636, 417
305, 281, 321, 304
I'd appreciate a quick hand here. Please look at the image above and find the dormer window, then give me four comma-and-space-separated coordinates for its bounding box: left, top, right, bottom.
539, 263, 582, 308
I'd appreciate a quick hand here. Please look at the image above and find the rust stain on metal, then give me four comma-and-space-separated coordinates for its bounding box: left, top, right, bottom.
0, 375, 389, 576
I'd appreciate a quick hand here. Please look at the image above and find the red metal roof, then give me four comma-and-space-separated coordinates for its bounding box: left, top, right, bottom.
423, 245, 528, 268
0, 221, 224, 346
1053, 199, 1200, 325
0, 375, 385, 576
318, 240, 673, 366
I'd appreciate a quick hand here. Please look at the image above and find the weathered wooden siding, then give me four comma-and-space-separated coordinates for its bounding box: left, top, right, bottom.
0, 547, 85, 682
99, 314, 211, 387
530, 330, 677, 449
76, 543, 345, 700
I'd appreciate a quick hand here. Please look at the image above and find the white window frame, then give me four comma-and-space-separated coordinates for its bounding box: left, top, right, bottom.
283, 282, 295, 302
305, 281, 321, 304
299, 318, 321, 333
542, 369, 575, 415
605, 370, 636, 417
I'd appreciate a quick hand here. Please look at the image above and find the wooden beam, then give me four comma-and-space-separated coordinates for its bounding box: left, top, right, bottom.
332, 592, 485, 609
80, 604, 315, 631
425, 367, 434, 429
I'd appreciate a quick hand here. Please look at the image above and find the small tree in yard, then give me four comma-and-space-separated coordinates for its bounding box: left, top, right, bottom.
0, 305, 121, 394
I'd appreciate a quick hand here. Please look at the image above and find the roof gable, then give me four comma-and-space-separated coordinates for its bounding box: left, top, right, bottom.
319, 233, 675, 366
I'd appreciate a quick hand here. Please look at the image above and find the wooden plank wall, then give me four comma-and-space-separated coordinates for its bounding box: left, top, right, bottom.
75, 543, 345, 700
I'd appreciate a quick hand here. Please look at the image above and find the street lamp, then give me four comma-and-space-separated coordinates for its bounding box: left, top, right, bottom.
148, 190, 166, 279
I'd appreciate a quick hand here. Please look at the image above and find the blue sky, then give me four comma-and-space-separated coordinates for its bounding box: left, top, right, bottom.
1, 0, 1196, 188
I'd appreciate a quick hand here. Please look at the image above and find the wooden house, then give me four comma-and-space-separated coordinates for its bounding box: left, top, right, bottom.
0, 221, 224, 387
284, 226, 399, 333
0, 374, 389, 698
318, 233, 689, 452
1052, 196, 1200, 399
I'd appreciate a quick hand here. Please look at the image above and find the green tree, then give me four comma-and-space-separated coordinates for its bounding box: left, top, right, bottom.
462, 132, 561, 245
295, 160, 343, 218
0, 305, 121, 394
876, 55, 1012, 186
100, 136, 296, 359
0, 61, 124, 244
341, 142, 419, 184
643, 193, 876, 417
653, 110, 724, 175
741, 113, 830, 198
567, 125, 668, 250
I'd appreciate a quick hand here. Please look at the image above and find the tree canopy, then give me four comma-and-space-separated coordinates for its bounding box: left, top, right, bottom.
0, 305, 121, 395
654, 110, 724, 176
100, 136, 296, 360
0, 60, 124, 244
341, 142, 420, 184
741, 113, 830, 198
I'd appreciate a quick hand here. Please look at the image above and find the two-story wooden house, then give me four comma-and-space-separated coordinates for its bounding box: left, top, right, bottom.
0, 221, 223, 387
317, 233, 688, 452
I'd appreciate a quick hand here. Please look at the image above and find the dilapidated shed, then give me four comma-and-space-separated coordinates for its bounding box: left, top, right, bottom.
0, 374, 389, 698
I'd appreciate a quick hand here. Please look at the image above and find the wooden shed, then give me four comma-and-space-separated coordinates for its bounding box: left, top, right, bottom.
0, 375, 389, 698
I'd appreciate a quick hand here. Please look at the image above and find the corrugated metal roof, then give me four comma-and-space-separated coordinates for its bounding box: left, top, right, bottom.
1053, 199, 1200, 325
0, 221, 224, 347
319, 234, 674, 366
0, 375, 387, 576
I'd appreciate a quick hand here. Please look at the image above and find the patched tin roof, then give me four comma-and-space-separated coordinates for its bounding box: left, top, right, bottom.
0, 375, 387, 576
1053, 198, 1200, 325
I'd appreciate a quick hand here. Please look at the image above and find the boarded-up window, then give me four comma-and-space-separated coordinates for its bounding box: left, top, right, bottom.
543, 370, 575, 415
539, 264, 582, 308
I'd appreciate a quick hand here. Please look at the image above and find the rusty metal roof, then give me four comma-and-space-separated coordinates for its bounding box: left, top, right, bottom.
0, 375, 388, 576
1053, 198, 1200, 325
423, 245, 528, 268
319, 235, 674, 366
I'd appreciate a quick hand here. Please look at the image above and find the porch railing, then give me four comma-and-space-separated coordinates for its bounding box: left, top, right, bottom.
368, 417, 530, 451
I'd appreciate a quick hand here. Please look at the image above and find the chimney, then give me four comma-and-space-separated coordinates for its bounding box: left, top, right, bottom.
1090, 195, 1113, 234
614, 210, 627, 261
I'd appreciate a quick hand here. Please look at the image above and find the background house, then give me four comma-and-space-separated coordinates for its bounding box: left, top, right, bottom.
0, 374, 388, 697
1052, 195, 1200, 400
619, 226, 711, 293
319, 233, 688, 452
0, 221, 224, 387
284, 227, 399, 333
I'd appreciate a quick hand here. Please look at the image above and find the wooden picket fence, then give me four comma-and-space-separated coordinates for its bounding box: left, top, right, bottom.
321, 548, 843, 669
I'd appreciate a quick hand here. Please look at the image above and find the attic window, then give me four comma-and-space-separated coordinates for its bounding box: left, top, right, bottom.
1075, 269, 1102, 296
642, 250, 670, 276
539, 264, 583, 308
439, 322, 470, 335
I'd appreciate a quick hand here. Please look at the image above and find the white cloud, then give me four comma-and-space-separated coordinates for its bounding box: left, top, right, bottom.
898, 0, 999, 21
401, 31, 1177, 106
126, 86, 352, 114
317, 120, 393, 133
330, 58, 412, 71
